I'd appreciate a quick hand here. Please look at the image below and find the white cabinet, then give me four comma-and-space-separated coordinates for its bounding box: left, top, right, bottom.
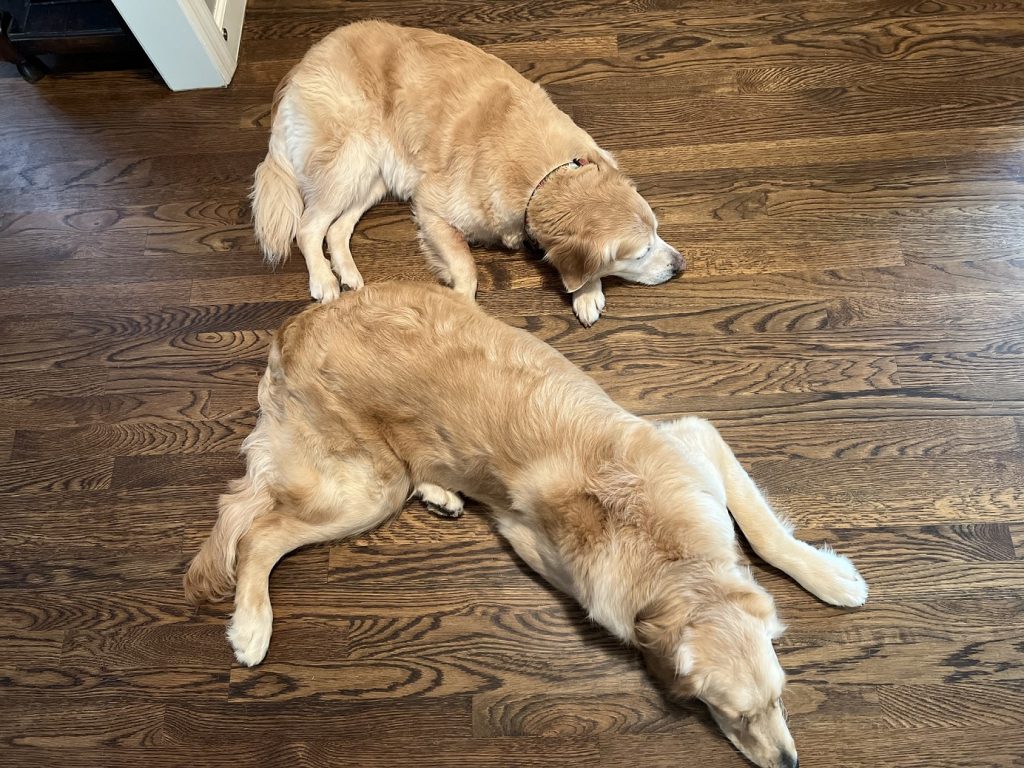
112, 0, 246, 90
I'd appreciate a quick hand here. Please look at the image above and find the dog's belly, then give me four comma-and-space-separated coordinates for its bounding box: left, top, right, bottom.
379, 142, 420, 200
494, 510, 577, 598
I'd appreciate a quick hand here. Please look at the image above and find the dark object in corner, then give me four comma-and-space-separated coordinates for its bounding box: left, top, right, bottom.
0, 0, 144, 82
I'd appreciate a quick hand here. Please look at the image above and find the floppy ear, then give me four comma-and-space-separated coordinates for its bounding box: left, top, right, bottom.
728, 582, 777, 622
727, 581, 785, 638
545, 241, 601, 293
674, 635, 696, 676
592, 147, 619, 170
635, 595, 699, 689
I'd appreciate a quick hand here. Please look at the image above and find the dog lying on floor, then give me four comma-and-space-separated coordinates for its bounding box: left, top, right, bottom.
184, 282, 866, 768
252, 21, 684, 326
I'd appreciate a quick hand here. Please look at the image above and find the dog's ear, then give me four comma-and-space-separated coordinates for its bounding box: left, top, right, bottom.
592, 147, 619, 170
728, 581, 776, 621
545, 240, 603, 293
726, 581, 785, 638
635, 594, 699, 690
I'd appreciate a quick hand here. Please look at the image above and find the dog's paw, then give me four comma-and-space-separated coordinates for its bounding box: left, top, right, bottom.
310, 273, 342, 303
451, 279, 478, 302
331, 262, 364, 291
573, 289, 605, 327
339, 272, 364, 291
417, 482, 464, 519
802, 548, 868, 608
228, 605, 273, 666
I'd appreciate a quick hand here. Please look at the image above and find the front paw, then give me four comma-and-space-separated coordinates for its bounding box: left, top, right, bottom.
803, 548, 868, 607
573, 289, 605, 327
228, 604, 273, 666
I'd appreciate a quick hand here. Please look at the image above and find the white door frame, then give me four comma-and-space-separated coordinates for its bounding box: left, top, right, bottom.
112, 0, 247, 91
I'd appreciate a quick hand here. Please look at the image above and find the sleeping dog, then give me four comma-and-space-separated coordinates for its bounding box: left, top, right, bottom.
184, 282, 866, 768
252, 21, 684, 326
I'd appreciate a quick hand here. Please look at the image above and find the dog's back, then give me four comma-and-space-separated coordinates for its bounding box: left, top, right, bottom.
269, 283, 624, 500
252, 22, 583, 270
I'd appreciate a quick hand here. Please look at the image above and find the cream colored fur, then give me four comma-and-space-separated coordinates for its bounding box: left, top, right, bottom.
251, 21, 683, 325
184, 283, 865, 768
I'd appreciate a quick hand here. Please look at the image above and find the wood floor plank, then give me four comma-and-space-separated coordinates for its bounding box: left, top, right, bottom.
0, 701, 167, 749
0, 664, 228, 703
878, 681, 1024, 729
0, 301, 309, 339
0, 547, 186, 593
0, 739, 601, 768
614, 124, 1024, 175
576, 86, 1024, 150
0, 455, 112, 493
111, 453, 245, 490
0, 628, 64, 668
773, 596, 1024, 646
0, 367, 108, 398
716, 416, 1022, 461
11, 415, 256, 459
754, 488, 1024, 529
0, 280, 193, 316
0, 229, 148, 266
778, 636, 1024, 686
61, 623, 234, 670
0, 390, 227, 429
162, 699, 474, 747
472, 686, 683, 737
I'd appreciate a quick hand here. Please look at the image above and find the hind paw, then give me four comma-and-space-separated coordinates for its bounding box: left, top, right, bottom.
416, 482, 464, 519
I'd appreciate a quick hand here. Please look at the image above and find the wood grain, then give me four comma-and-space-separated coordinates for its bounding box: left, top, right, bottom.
2, 1, 1023, 766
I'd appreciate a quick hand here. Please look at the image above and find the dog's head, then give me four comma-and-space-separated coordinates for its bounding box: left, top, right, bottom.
528, 161, 684, 293
636, 571, 797, 768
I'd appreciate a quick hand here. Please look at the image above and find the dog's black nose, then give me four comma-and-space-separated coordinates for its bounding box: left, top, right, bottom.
780, 752, 798, 768
670, 249, 685, 274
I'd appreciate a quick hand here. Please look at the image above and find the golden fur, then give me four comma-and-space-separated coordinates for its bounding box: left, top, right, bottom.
251, 21, 683, 326
185, 282, 866, 768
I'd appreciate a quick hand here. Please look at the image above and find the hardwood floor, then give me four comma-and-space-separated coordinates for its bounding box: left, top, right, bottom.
2, 1, 1024, 766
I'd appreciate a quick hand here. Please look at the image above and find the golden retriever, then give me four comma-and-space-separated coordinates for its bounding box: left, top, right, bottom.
184, 282, 866, 768
251, 21, 684, 326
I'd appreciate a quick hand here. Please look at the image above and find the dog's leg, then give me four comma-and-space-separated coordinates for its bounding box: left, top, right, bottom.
229, 470, 409, 666
572, 278, 606, 327
415, 207, 478, 299
229, 512, 334, 666
660, 417, 868, 607
297, 205, 343, 302
326, 177, 387, 291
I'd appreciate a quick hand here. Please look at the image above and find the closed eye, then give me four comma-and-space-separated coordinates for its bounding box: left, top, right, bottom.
778, 699, 788, 721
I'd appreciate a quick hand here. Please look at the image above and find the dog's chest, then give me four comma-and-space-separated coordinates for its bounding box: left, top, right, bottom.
449, 205, 524, 250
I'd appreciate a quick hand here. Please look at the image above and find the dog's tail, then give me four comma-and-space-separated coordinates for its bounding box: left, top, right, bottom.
251, 75, 304, 266
183, 437, 276, 604
252, 142, 303, 267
